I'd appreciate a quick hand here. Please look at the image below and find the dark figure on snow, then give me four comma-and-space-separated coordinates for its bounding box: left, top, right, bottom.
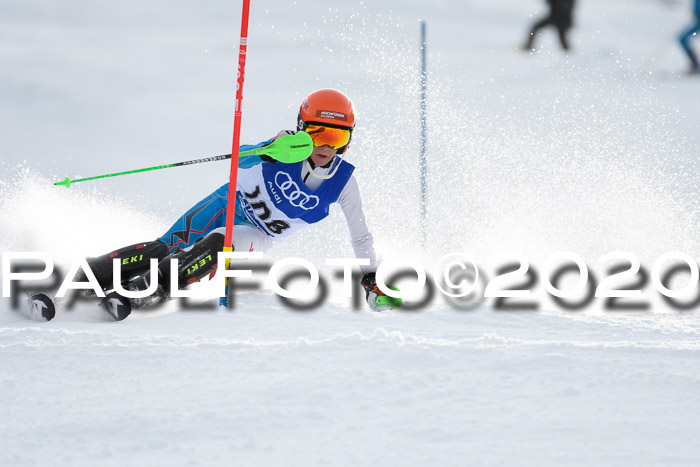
523, 0, 577, 51
679, 0, 700, 73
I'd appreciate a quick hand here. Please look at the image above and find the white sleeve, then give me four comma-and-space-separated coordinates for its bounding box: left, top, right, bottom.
337, 174, 376, 274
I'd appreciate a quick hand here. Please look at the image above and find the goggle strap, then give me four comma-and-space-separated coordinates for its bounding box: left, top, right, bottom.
303, 121, 353, 132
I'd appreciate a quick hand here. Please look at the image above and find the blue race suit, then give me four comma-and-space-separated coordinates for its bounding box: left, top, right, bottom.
158, 136, 354, 253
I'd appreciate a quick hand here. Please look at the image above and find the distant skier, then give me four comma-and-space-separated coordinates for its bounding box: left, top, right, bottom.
679, 0, 700, 73
80, 89, 401, 312
522, 0, 577, 51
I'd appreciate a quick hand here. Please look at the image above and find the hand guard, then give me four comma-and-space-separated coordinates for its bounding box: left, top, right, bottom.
361, 272, 403, 312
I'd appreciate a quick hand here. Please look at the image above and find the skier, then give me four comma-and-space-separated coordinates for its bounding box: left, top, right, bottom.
679, 0, 700, 73
81, 89, 400, 312
522, 0, 577, 51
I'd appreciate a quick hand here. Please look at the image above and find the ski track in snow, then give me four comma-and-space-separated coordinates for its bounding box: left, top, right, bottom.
2, 303, 700, 466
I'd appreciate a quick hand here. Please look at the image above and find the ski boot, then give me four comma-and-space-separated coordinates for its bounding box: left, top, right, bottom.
125, 231, 225, 308
125, 273, 167, 309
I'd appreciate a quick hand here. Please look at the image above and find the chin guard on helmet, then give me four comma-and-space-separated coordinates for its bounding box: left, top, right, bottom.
303, 153, 345, 180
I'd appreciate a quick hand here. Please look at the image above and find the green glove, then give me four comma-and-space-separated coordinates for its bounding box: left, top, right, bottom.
361, 272, 403, 312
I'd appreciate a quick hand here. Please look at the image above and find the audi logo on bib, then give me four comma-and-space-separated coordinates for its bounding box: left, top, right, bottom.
275, 172, 320, 210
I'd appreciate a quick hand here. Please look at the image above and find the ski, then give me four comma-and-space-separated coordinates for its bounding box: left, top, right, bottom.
22, 291, 132, 322
99, 291, 133, 321
23, 293, 56, 322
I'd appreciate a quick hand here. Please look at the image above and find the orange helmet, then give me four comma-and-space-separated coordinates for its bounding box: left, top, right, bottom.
297, 89, 355, 154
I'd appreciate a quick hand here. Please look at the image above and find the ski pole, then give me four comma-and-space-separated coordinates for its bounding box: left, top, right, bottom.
54, 131, 312, 188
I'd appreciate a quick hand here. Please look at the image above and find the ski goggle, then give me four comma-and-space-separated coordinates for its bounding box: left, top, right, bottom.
304, 124, 351, 150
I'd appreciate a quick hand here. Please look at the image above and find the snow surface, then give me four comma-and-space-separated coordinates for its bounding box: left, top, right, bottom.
2, 0, 700, 465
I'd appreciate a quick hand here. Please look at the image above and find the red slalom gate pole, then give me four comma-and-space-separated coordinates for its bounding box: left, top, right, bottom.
220, 0, 252, 307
